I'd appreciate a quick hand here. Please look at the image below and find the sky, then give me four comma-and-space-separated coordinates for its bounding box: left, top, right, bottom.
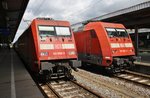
12, 0, 150, 43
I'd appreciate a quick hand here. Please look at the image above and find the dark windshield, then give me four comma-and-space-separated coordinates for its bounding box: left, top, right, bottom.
106, 28, 128, 38
106, 28, 118, 37
38, 26, 55, 37
116, 29, 128, 37
38, 26, 71, 37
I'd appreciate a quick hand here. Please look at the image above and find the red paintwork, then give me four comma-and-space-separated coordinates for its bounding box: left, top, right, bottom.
16, 19, 77, 72
74, 22, 135, 67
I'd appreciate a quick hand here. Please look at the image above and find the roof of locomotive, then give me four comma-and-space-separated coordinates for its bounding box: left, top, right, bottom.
32, 18, 71, 27
73, 21, 126, 32
85, 21, 125, 29
83, 22, 126, 41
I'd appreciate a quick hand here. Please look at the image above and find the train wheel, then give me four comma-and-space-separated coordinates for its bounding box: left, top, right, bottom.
37, 74, 47, 83
64, 67, 75, 81
105, 65, 116, 75
81, 61, 87, 68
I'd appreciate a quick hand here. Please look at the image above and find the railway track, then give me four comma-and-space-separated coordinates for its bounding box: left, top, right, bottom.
39, 80, 102, 98
115, 70, 150, 87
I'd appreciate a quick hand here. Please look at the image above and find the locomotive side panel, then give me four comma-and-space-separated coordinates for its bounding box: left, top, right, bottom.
74, 30, 102, 65
28, 27, 39, 72
16, 28, 29, 64
16, 27, 38, 72
84, 22, 113, 66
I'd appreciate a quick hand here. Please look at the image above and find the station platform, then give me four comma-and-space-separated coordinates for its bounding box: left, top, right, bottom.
135, 52, 150, 66
134, 61, 150, 66
0, 48, 44, 98
130, 52, 150, 75
138, 52, 150, 64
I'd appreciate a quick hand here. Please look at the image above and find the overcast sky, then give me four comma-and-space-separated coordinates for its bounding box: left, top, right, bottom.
12, 0, 149, 43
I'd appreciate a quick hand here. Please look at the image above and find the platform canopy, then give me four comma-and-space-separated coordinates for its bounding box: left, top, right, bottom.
93, 1, 150, 28
72, 1, 150, 29
0, 0, 29, 43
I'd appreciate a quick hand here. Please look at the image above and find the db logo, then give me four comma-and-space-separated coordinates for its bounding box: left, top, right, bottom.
54, 44, 62, 49
120, 43, 125, 47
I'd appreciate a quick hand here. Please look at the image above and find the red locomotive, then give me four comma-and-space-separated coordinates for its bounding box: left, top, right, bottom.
74, 21, 136, 73
15, 18, 81, 80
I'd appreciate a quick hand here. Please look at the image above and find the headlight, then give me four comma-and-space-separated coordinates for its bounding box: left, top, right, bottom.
129, 49, 134, 52
40, 52, 48, 56
112, 50, 117, 53
68, 51, 76, 55
105, 56, 111, 59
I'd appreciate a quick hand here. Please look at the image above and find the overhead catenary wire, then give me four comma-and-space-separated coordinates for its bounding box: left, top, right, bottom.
33, 0, 46, 16
23, 18, 31, 26
66, 0, 104, 20
20, 0, 47, 33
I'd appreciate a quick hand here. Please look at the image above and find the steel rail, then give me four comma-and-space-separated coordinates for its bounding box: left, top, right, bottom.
116, 70, 150, 87
46, 83, 63, 98
71, 80, 103, 98
41, 80, 103, 98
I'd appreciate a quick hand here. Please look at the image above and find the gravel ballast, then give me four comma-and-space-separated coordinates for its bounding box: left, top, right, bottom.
72, 69, 150, 98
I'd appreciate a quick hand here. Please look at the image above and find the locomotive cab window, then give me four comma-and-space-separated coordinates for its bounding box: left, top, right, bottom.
55, 27, 71, 36
38, 26, 55, 37
106, 28, 118, 38
116, 29, 128, 37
